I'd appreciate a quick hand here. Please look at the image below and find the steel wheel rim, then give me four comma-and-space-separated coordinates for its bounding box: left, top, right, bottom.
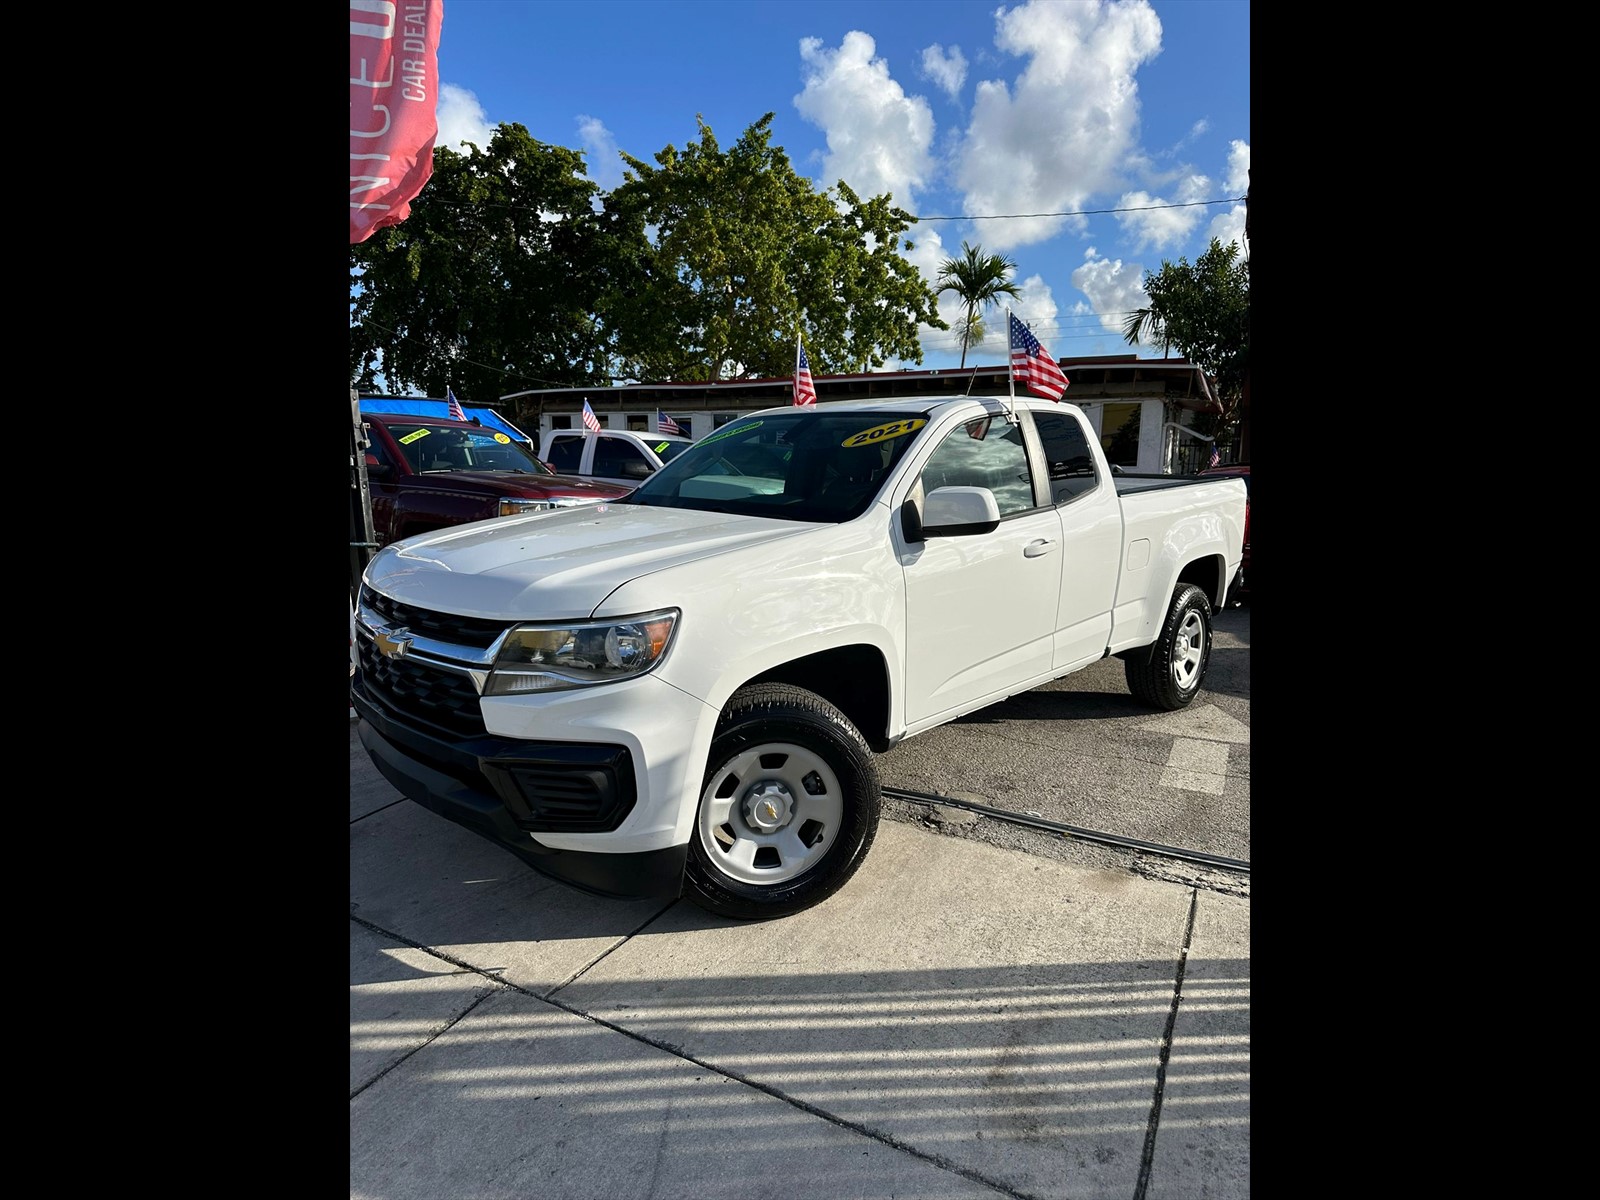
1170, 609, 1206, 690
698, 741, 844, 885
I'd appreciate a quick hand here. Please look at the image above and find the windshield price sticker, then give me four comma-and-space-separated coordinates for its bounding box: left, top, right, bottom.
493, 432, 511, 444
398, 429, 431, 444
653, 441, 670, 453
842, 419, 926, 448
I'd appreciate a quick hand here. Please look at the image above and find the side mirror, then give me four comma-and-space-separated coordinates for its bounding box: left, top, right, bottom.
921, 486, 1001, 536
900, 495, 924, 544
621, 462, 653, 480
365, 461, 394, 481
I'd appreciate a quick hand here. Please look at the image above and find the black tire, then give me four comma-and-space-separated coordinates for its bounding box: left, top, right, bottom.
683, 683, 880, 920
1124, 583, 1213, 710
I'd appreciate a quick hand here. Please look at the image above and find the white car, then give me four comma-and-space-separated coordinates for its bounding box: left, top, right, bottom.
539, 428, 696, 488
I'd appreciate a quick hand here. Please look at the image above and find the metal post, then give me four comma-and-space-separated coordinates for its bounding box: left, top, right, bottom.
349, 387, 379, 605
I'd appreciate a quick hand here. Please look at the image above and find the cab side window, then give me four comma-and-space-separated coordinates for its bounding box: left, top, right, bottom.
365, 433, 398, 474
545, 435, 584, 472
918, 417, 1036, 516
594, 435, 649, 478
1032, 410, 1100, 503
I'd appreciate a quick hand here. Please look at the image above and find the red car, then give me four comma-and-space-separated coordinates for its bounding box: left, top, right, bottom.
360, 412, 634, 548
1198, 463, 1249, 599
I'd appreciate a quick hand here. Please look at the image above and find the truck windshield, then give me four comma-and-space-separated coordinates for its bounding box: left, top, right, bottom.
387, 422, 553, 475
622, 410, 930, 521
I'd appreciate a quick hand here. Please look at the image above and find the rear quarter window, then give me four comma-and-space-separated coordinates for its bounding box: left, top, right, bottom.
545, 435, 584, 472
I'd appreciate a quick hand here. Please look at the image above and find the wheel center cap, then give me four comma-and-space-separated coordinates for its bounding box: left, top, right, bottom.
742, 781, 795, 833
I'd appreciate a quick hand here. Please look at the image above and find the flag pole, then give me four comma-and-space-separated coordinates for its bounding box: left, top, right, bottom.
1004, 308, 1018, 425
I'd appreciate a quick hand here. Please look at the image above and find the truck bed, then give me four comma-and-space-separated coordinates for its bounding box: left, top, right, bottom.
1112, 473, 1223, 496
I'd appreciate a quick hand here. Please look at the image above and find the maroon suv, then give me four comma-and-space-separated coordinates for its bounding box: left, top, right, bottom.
360, 412, 633, 548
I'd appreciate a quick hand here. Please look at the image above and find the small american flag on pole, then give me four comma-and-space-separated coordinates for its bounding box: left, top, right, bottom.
1008, 313, 1069, 400
794, 337, 817, 406
581, 400, 603, 432
657, 410, 685, 436
446, 388, 466, 421
1209, 443, 1221, 468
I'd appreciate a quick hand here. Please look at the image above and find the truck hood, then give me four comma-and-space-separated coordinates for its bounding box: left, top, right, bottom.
401, 470, 630, 499
364, 501, 814, 619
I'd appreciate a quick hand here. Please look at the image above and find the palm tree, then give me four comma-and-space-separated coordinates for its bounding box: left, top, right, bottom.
934, 241, 1021, 368
1121, 305, 1173, 358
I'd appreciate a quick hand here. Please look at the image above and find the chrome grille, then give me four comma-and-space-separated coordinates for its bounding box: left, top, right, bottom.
360, 585, 508, 650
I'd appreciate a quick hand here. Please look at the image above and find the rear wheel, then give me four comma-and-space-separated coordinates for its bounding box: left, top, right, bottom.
683, 683, 880, 920
1124, 583, 1213, 710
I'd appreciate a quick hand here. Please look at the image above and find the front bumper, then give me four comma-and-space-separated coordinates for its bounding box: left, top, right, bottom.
351, 678, 690, 900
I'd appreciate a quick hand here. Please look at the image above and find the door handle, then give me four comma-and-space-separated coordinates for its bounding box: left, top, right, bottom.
1024, 539, 1056, 557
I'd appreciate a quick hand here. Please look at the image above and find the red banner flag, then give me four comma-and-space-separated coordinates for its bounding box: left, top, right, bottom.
350, 1, 444, 244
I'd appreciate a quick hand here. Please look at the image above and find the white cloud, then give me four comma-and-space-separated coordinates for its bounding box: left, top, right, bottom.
435, 83, 495, 155
1223, 138, 1250, 193
794, 31, 936, 208
1214, 139, 1250, 254
1207, 205, 1247, 254
987, 274, 1058, 356
953, 0, 1164, 251
576, 115, 625, 190
1071, 247, 1150, 340
920, 43, 968, 98
1115, 174, 1210, 251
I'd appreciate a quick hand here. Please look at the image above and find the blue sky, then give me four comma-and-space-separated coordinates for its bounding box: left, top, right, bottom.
427, 0, 1249, 375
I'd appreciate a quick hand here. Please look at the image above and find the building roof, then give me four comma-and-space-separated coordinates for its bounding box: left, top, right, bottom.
500, 354, 1221, 417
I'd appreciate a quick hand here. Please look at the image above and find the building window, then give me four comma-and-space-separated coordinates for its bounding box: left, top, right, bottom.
626, 413, 648, 432
1101, 402, 1141, 468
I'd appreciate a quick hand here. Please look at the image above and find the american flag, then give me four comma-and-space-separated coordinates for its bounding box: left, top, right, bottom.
1209, 443, 1221, 468
581, 400, 603, 432
794, 338, 817, 406
446, 388, 466, 420
1008, 313, 1069, 400
658, 410, 685, 436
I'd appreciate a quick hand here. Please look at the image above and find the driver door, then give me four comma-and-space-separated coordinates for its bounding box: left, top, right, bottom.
901, 415, 1063, 730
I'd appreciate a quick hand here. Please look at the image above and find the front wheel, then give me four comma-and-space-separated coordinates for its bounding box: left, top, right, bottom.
683, 683, 880, 920
1124, 583, 1213, 710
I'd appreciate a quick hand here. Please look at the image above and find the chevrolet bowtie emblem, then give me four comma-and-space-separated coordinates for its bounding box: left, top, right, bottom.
374, 628, 413, 659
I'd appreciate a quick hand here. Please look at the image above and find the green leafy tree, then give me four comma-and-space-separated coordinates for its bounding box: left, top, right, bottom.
934, 241, 1021, 368
600, 113, 945, 380
1121, 237, 1250, 434
349, 123, 626, 402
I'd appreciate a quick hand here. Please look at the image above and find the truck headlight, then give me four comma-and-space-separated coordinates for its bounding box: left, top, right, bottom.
484, 609, 678, 694
497, 498, 553, 517
496, 496, 605, 518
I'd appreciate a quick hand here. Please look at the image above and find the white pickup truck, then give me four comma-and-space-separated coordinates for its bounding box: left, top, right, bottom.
353, 396, 1247, 919
539, 427, 696, 488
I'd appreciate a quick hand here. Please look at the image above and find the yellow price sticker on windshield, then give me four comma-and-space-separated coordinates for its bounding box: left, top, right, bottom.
493, 432, 511, 444
841, 418, 926, 448
398, 429, 431, 445
653, 441, 669, 453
